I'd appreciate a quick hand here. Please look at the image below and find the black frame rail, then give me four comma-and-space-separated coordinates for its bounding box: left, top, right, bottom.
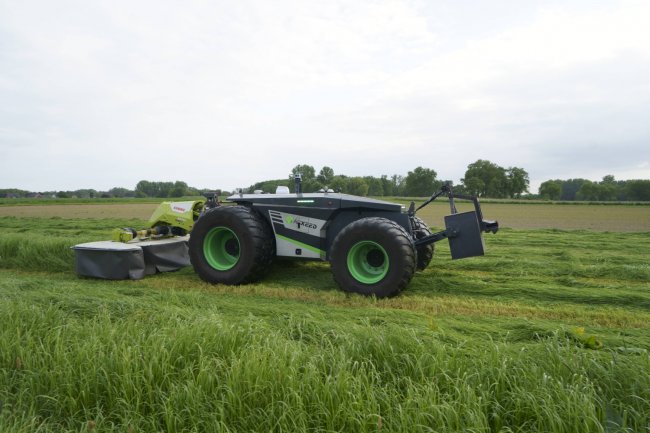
410, 182, 498, 249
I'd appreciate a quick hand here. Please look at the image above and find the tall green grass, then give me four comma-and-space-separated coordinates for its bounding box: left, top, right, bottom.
1, 275, 649, 433
0, 217, 144, 272
1, 215, 650, 432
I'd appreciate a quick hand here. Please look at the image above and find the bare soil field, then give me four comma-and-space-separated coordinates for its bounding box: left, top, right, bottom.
419, 202, 650, 231
0, 201, 648, 231
0, 203, 159, 220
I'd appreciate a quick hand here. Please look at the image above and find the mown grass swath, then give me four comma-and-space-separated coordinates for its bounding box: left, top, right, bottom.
1, 211, 650, 432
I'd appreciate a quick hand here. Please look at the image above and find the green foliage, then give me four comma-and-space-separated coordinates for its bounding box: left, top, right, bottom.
254, 165, 431, 197
539, 180, 562, 200
461, 160, 529, 198
363, 176, 384, 196
329, 175, 348, 193
248, 178, 291, 194
317, 166, 335, 185
107, 187, 134, 198
462, 160, 506, 197
626, 179, 650, 200
379, 175, 394, 196
290, 164, 316, 181
133, 180, 202, 198
0, 188, 30, 198
505, 166, 530, 198
560, 179, 588, 200
404, 166, 439, 197
346, 177, 369, 196
169, 181, 189, 198
541, 176, 649, 202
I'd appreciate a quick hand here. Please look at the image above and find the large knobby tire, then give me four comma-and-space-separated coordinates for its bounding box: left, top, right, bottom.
330, 217, 416, 298
189, 206, 274, 285
412, 216, 434, 271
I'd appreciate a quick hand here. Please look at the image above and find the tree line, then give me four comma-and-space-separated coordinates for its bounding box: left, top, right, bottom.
539, 176, 650, 201
4, 161, 649, 201
1, 181, 215, 199
1, 159, 531, 199
248, 160, 530, 198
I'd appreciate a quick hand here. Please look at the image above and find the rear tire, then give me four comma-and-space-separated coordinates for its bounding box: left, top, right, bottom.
412, 216, 434, 270
189, 206, 274, 285
330, 217, 416, 298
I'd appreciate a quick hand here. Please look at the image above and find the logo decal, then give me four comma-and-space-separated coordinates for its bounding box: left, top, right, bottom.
270, 210, 325, 236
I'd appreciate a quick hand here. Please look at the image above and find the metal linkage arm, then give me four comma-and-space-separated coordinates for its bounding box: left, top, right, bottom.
411, 182, 499, 249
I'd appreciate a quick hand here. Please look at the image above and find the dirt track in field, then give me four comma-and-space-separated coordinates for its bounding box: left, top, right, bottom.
418, 202, 650, 232
0, 204, 159, 220
0, 202, 649, 231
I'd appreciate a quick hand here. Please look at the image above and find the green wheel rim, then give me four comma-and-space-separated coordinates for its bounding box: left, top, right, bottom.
203, 227, 240, 271
347, 241, 389, 284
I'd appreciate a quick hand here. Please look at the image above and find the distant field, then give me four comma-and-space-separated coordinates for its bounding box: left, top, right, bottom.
1, 200, 649, 231
416, 201, 650, 231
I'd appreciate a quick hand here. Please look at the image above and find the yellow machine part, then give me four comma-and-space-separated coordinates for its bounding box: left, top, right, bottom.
147, 200, 205, 232
112, 200, 205, 242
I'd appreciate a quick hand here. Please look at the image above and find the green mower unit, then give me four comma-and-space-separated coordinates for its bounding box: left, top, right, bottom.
112, 199, 207, 242
73, 197, 216, 280
189, 177, 498, 298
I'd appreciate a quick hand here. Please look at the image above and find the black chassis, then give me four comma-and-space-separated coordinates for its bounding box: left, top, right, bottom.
225, 182, 498, 262
226, 192, 410, 260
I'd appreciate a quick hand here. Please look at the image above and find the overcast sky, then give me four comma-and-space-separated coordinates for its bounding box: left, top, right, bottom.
1, 0, 649, 193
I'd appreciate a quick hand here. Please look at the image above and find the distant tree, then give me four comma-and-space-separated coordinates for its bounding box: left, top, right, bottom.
330, 175, 348, 193
286, 164, 318, 192
626, 180, 650, 201
539, 180, 562, 200
160, 182, 175, 197
135, 180, 184, 197
598, 175, 618, 201
0, 188, 29, 198
72, 189, 98, 198
461, 160, 507, 198
248, 179, 290, 194
450, 182, 468, 195
170, 181, 189, 198
560, 179, 587, 201
317, 166, 335, 186
56, 191, 69, 198
346, 177, 369, 196
135, 180, 152, 197
505, 167, 529, 198
108, 187, 134, 198
379, 175, 394, 196
364, 176, 384, 196
404, 167, 439, 197
576, 181, 601, 201
463, 176, 485, 197
290, 164, 316, 181
391, 174, 405, 196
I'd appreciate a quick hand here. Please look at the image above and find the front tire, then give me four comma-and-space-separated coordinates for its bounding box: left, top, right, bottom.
189, 206, 274, 285
330, 217, 416, 298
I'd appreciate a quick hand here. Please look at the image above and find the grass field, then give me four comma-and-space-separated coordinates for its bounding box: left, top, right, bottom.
1, 199, 650, 231
1, 202, 649, 432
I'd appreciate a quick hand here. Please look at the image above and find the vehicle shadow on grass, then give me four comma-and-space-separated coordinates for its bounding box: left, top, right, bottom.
263, 259, 337, 293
